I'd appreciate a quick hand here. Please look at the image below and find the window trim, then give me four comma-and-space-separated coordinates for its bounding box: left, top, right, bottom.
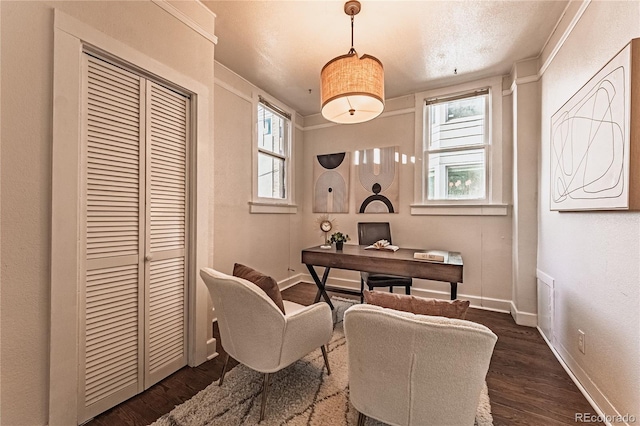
413, 76, 506, 216
250, 92, 297, 214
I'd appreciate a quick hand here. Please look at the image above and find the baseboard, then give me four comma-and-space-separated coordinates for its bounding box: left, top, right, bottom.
297, 273, 512, 314
206, 337, 218, 361
279, 273, 305, 291
539, 330, 629, 426
510, 301, 538, 327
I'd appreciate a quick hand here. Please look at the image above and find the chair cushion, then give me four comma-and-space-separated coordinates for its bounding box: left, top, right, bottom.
233, 263, 285, 314
363, 290, 470, 319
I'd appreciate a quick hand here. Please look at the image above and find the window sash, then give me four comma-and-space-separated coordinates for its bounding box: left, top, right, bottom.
423, 90, 490, 202
258, 151, 285, 199
256, 101, 290, 201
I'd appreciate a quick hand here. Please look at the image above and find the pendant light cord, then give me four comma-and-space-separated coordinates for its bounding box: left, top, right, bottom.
349, 14, 356, 54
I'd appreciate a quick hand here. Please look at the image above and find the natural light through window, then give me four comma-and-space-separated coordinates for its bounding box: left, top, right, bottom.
257, 103, 289, 199
424, 90, 489, 201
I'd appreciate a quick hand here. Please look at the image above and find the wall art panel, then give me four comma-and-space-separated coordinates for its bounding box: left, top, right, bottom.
550, 39, 640, 211
313, 152, 350, 213
355, 146, 399, 213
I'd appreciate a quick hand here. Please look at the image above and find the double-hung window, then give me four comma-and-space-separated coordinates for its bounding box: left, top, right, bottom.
251, 95, 296, 213
412, 76, 507, 215
425, 90, 489, 201
257, 101, 288, 199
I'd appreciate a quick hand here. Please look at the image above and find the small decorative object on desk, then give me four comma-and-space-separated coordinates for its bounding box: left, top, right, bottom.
365, 239, 400, 252
316, 215, 336, 248
330, 232, 350, 250
413, 250, 448, 262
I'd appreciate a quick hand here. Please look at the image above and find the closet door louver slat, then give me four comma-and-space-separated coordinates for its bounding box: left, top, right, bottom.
144, 81, 188, 387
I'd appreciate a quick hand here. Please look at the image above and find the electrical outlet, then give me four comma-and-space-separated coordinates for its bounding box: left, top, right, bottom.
578, 329, 585, 354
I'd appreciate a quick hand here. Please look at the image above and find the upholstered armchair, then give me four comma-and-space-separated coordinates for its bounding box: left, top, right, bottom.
200, 268, 333, 421
344, 304, 497, 426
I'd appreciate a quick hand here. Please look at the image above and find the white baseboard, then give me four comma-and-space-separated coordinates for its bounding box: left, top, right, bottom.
297, 273, 512, 314
279, 273, 305, 291
510, 301, 538, 327
539, 330, 628, 426
206, 337, 218, 361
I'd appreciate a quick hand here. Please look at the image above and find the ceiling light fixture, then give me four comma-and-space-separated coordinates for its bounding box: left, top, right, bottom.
320, 0, 384, 124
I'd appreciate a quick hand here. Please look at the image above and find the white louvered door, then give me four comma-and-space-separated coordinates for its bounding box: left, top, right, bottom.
79, 54, 189, 422
144, 81, 189, 387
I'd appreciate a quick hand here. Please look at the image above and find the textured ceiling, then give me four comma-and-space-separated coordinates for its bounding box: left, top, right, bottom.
203, 0, 568, 117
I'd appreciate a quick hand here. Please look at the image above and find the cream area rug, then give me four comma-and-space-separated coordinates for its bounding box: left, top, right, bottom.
151, 298, 493, 426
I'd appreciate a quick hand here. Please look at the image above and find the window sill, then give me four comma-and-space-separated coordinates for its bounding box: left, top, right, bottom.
410, 203, 509, 216
249, 201, 298, 214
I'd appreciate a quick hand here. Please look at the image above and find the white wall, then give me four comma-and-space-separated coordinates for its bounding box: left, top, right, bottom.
538, 1, 640, 420
0, 1, 215, 424
213, 63, 304, 285
300, 97, 513, 309
511, 69, 541, 324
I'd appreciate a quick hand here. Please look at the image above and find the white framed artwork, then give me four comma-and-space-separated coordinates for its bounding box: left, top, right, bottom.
550, 39, 640, 211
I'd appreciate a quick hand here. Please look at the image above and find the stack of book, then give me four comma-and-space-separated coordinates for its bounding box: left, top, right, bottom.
413, 250, 448, 262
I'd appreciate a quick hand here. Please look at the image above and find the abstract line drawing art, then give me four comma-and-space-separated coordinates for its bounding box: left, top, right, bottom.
550, 42, 632, 211
355, 146, 399, 213
313, 152, 350, 213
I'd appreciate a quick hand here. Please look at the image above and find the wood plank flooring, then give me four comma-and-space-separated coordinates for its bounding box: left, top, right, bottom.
88, 283, 601, 426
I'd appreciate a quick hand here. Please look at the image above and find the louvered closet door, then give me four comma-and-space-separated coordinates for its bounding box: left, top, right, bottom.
143, 81, 189, 387
79, 54, 189, 422
80, 54, 145, 421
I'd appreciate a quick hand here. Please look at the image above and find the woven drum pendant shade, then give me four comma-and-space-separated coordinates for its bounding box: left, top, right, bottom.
321, 52, 384, 124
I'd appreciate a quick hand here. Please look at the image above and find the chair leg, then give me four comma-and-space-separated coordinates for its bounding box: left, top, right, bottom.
357, 411, 366, 426
259, 373, 271, 421
218, 353, 230, 386
320, 345, 331, 375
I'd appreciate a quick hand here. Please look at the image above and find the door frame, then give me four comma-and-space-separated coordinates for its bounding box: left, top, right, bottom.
51, 10, 215, 425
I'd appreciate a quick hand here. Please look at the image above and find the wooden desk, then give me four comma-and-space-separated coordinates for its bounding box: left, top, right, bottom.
301, 245, 463, 309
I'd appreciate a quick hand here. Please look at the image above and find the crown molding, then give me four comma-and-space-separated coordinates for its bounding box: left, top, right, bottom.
538, 0, 591, 77
503, 0, 591, 96
152, 0, 218, 45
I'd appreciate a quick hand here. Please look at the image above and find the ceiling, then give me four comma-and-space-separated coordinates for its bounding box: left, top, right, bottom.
203, 1, 569, 117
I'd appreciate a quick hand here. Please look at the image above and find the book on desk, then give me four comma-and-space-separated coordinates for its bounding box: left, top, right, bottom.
364, 239, 399, 252
413, 250, 448, 262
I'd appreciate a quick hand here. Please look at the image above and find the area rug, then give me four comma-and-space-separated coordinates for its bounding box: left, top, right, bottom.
151, 298, 493, 426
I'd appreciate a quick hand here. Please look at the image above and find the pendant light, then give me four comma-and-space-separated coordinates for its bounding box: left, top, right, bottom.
320, 1, 384, 124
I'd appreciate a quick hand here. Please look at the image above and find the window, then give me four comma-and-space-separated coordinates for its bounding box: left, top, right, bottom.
257, 103, 287, 198
251, 95, 296, 213
412, 76, 507, 215
425, 90, 489, 201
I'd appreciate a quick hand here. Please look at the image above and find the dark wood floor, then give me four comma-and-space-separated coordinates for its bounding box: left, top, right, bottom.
89, 283, 601, 426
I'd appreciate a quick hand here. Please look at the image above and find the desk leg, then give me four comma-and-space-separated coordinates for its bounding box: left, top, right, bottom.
306, 264, 334, 310
450, 282, 458, 300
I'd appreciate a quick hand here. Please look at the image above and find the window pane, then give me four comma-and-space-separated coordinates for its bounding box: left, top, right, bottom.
258, 152, 285, 199
258, 104, 286, 155
428, 94, 486, 150
427, 149, 485, 200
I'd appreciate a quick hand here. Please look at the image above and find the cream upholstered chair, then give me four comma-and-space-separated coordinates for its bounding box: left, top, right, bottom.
344, 304, 497, 426
200, 268, 333, 421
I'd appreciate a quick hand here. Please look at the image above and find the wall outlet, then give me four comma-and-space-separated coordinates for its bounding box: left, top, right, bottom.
578, 329, 585, 354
